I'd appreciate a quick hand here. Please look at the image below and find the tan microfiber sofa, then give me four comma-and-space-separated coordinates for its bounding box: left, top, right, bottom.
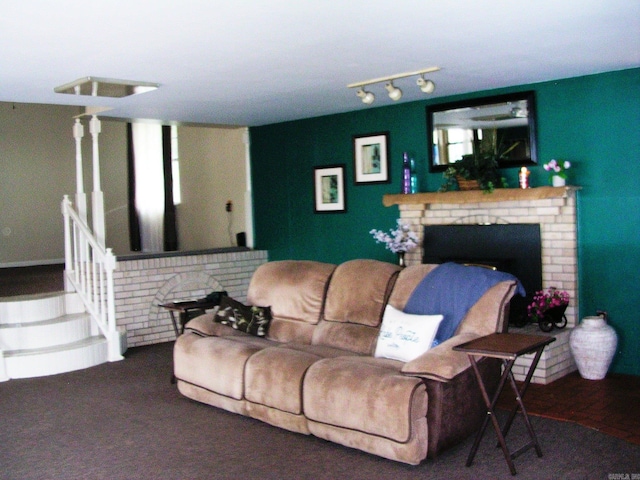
173, 259, 518, 465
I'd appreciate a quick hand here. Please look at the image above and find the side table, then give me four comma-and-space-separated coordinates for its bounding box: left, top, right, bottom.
453, 332, 555, 475
160, 300, 220, 338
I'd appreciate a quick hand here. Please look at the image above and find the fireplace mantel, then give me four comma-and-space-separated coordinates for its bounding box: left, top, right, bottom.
383, 186, 580, 207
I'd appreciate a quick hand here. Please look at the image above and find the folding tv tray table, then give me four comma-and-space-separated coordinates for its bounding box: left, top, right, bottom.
454, 332, 555, 475
159, 299, 219, 338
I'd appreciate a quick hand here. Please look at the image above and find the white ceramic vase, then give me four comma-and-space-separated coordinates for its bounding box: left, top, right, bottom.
552, 175, 566, 187
569, 316, 618, 380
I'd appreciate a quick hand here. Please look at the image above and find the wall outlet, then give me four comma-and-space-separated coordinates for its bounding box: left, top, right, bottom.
225, 200, 232, 212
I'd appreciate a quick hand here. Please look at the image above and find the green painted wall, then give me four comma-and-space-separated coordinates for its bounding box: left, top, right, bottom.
250, 68, 640, 376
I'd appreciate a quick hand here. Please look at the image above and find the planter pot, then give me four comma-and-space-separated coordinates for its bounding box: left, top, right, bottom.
456, 175, 481, 191
538, 304, 568, 332
569, 315, 618, 380
552, 175, 566, 187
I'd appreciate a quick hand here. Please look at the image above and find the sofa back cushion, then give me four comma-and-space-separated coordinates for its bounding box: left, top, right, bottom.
312, 259, 400, 354
387, 264, 439, 310
389, 263, 518, 339
456, 281, 518, 336
247, 260, 336, 344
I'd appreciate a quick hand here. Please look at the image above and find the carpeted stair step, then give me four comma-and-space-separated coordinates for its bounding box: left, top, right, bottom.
0, 291, 84, 325
0, 312, 93, 351
0, 291, 110, 381
2, 336, 108, 379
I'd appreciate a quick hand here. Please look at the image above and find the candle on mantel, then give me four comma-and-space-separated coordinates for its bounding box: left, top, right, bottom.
519, 167, 530, 189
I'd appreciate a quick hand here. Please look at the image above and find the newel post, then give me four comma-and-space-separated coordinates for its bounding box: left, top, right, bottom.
104, 248, 123, 361
61, 195, 74, 292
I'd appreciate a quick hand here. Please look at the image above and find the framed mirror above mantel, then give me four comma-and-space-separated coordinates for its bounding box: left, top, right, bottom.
427, 91, 538, 173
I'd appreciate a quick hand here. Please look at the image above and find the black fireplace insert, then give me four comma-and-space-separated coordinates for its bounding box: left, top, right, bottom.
422, 224, 542, 326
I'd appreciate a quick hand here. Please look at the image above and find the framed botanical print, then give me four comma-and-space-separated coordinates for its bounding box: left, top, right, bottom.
353, 132, 390, 184
314, 165, 346, 213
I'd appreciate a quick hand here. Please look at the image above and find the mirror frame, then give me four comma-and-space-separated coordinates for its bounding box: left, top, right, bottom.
427, 91, 538, 173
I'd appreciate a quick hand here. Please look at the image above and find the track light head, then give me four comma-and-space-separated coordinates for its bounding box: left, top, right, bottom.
417, 76, 435, 94
356, 88, 375, 105
384, 82, 403, 101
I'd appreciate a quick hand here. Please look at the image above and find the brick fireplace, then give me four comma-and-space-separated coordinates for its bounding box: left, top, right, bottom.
383, 186, 580, 384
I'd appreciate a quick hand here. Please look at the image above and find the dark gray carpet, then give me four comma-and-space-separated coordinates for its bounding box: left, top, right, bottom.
1, 342, 638, 480
0, 264, 64, 297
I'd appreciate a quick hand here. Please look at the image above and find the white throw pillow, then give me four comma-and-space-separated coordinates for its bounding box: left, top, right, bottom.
374, 305, 443, 362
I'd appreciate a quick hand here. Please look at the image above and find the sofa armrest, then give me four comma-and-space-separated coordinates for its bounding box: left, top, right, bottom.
400, 333, 480, 382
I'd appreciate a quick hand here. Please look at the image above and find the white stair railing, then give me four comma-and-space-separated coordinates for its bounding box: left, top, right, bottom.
62, 195, 123, 362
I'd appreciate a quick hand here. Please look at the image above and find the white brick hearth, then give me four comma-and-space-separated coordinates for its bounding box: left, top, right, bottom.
384, 186, 580, 384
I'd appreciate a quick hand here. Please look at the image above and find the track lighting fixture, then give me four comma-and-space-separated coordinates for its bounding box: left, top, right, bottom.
348, 66, 439, 105
385, 82, 402, 101
356, 88, 375, 105
416, 76, 436, 94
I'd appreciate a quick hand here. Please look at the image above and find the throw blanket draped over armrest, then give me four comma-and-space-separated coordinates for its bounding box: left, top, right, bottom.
403, 262, 525, 346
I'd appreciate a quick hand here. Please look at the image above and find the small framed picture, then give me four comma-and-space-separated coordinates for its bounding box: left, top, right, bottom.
353, 132, 390, 184
314, 165, 346, 213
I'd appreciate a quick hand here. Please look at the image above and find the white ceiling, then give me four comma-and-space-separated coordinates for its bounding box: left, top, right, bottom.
1, 1, 638, 127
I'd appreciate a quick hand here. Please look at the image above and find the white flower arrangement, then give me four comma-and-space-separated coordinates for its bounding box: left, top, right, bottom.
370, 220, 418, 253
543, 159, 571, 179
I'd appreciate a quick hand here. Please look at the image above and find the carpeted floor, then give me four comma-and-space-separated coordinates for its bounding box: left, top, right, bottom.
0, 264, 64, 297
1, 342, 638, 480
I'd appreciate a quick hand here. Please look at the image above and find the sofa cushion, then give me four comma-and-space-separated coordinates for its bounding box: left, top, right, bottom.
173, 334, 274, 400
304, 356, 428, 443
322, 259, 400, 326
312, 260, 400, 354
374, 305, 443, 362
245, 346, 322, 414
403, 263, 524, 346
387, 264, 439, 310
214, 297, 272, 337
247, 260, 337, 343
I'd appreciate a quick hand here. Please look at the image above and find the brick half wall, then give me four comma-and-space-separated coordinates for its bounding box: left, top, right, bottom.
113, 249, 268, 347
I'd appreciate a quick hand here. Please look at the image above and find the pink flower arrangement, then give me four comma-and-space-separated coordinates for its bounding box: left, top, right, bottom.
527, 287, 570, 321
543, 159, 571, 179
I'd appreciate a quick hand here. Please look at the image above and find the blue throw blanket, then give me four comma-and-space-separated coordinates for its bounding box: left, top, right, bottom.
404, 262, 525, 346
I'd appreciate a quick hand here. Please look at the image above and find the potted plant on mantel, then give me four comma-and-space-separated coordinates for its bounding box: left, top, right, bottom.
438, 139, 519, 193
439, 153, 509, 193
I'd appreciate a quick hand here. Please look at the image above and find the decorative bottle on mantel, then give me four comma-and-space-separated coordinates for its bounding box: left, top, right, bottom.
401, 152, 412, 194
410, 157, 418, 194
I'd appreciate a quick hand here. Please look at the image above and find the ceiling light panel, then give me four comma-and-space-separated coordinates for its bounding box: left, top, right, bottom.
54, 77, 159, 98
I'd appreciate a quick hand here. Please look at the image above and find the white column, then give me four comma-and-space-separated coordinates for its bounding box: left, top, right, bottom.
73, 118, 88, 224
90, 115, 106, 247
242, 128, 254, 248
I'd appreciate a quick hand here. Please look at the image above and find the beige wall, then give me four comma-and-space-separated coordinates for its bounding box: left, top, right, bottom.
177, 126, 248, 250
97, 120, 130, 255
1, 102, 77, 265
0, 101, 248, 266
